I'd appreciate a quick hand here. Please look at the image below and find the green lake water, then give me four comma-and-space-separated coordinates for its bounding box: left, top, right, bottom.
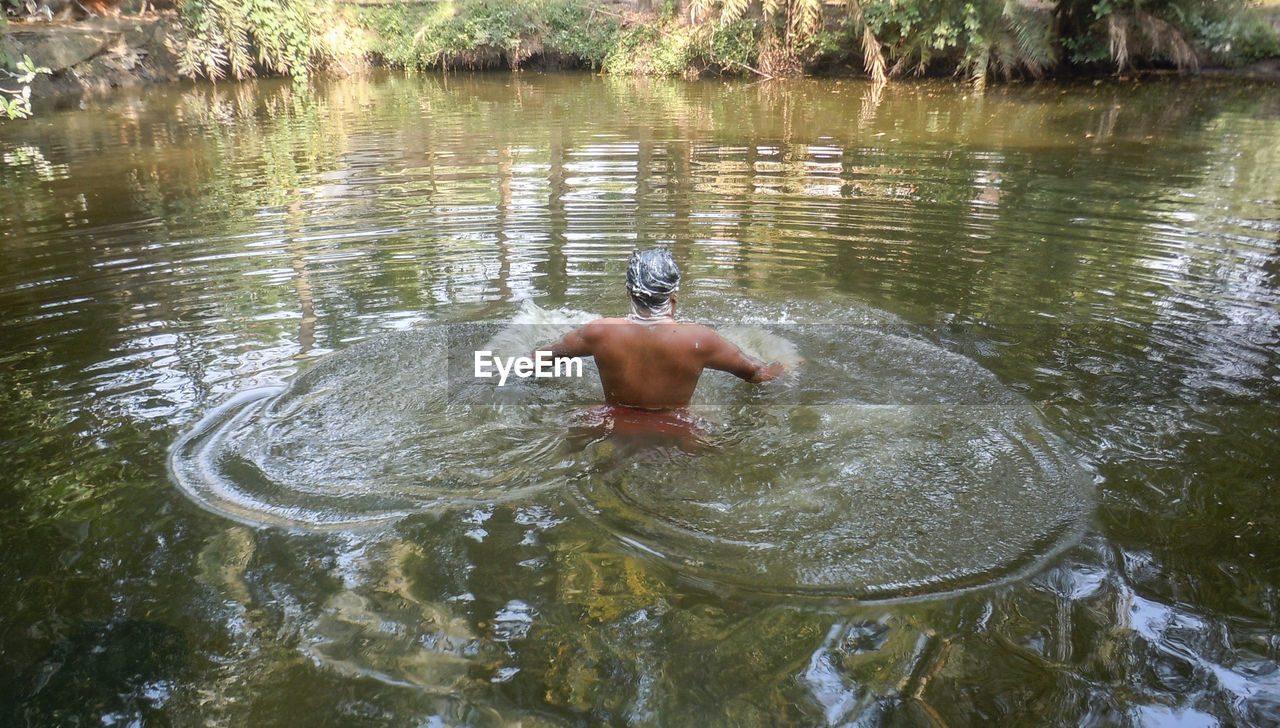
1, 72, 1277, 725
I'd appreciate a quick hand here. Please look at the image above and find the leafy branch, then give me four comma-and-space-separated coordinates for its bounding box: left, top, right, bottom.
1, 55, 51, 120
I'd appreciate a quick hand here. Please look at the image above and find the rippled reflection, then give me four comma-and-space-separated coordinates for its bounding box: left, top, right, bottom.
1, 74, 1277, 725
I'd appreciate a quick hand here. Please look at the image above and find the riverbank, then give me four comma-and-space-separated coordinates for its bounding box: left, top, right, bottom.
3, 0, 1279, 109
340, 0, 1280, 82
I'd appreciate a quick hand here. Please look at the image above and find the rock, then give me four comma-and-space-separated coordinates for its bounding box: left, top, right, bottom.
10, 14, 184, 99
9, 27, 118, 73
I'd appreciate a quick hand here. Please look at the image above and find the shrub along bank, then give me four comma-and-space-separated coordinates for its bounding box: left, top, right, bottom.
340, 0, 1279, 84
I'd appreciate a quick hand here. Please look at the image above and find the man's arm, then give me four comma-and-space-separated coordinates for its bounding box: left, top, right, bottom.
700, 331, 787, 383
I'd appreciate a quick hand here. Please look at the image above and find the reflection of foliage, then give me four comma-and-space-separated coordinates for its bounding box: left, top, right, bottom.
171, 0, 328, 80
3, 73, 1279, 725
535, 547, 667, 712
1, 141, 72, 224
531, 545, 832, 724
2, 143, 68, 179
172, 81, 346, 209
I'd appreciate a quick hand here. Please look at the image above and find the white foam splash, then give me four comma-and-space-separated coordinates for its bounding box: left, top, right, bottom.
719, 325, 805, 369
481, 300, 599, 360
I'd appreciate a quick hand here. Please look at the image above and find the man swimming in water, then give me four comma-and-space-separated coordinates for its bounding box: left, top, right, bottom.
537, 248, 789, 410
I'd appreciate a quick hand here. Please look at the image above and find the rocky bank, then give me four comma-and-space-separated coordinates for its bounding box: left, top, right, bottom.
3, 12, 185, 100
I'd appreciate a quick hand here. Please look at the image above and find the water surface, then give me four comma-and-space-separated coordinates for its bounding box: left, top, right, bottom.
1, 73, 1277, 725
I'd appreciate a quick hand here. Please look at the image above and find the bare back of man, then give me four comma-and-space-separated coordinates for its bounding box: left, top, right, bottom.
541, 317, 784, 410
536, 247, 789, 413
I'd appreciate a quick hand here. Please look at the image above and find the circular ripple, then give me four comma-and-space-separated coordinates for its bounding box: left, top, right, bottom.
171, 302, 1093, 597
564, 303, 1095, 599
169, 326, 569, 530
570, 400, 1092, 598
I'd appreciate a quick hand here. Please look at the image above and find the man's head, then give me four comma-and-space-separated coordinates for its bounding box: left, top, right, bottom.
626, 248, 681, 318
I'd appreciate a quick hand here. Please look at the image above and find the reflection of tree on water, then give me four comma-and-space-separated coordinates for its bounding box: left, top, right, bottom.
492, 145, 516, 303
287, 200, 317, 356
546, 125, 570, 304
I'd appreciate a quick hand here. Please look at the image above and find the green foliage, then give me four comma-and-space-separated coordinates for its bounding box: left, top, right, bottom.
1184, 2, 1280, 65
541, 0, 619, 66
600, 24, 658, 74
692, 0, 825, 39
643, 25, 702, 75
601, 18, 755, 77
409, 1, 541, 69
683, 0, 1277, 81
1, 54, 50, 120
1057, 0, 1279, 69
355, 0, 620, 71
680, 0, 1058, 81
354, 4, 431, 69
707, 17, 760, 71
851, 1, 1055, 85
172, 0, 325, 80
601, 23, 697, 75
687, 0, 825, 74
169, 0, 1277, 82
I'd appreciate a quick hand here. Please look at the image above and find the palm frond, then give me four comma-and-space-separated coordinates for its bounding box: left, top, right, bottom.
1136, 9, 1199, 71
861, 23, 886, 83
1108, 12, 1130, 71
969, 42, 990, 89
790, 0, 822, 38
688, 0, 716, 24
722, 0, 751, 24
993, 0, 1057, 79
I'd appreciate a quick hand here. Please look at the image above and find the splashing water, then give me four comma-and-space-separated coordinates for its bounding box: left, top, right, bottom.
170, 299, 1092, 597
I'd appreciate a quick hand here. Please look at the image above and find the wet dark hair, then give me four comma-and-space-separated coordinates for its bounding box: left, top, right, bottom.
626, 248, 681, 312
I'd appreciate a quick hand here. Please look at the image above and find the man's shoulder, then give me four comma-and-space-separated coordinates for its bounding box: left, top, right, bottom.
574, 317, 629, 340
581, 317, 629, 331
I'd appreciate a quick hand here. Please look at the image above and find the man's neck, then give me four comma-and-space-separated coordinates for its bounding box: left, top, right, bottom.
627, 311, 674, 325
627, 302, 674, 324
